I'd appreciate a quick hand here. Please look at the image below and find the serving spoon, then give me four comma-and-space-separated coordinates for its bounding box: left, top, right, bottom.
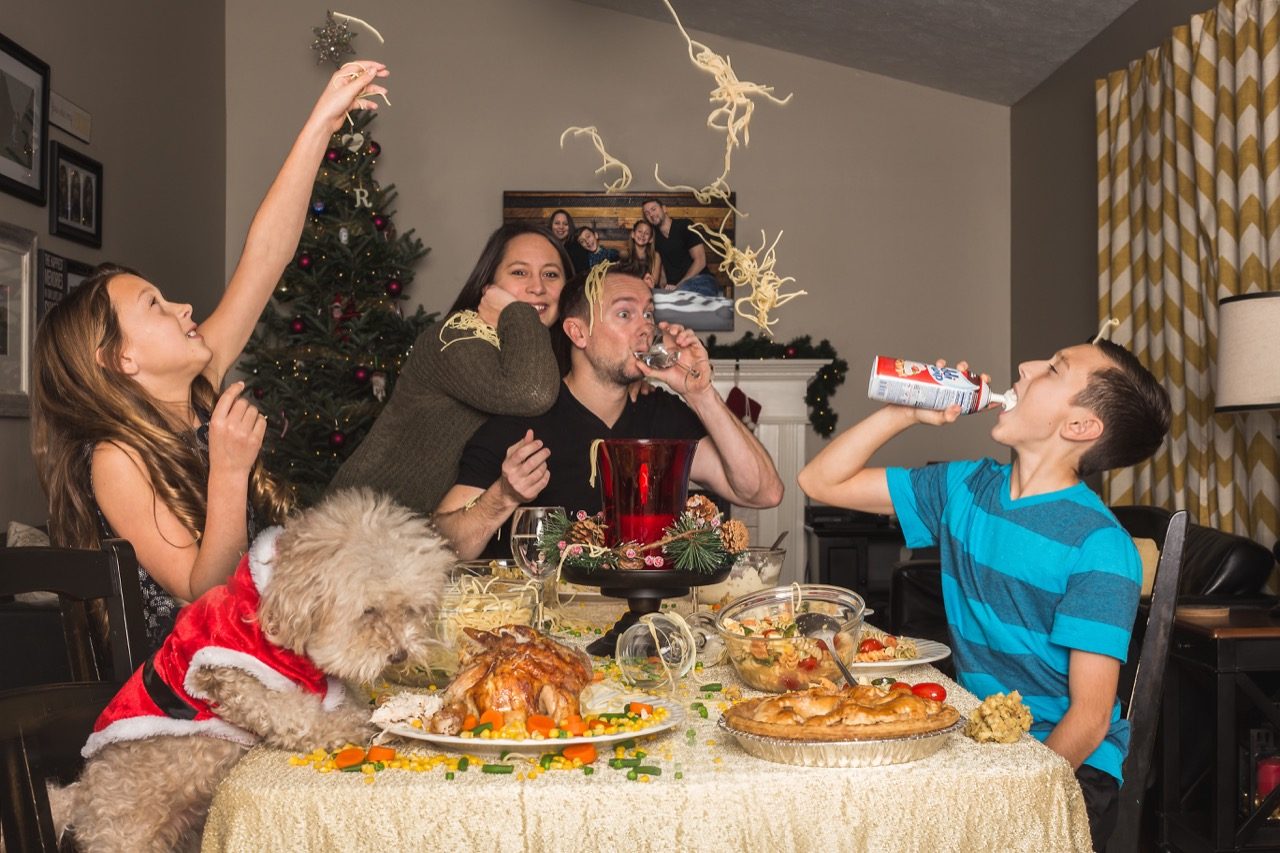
794, 611, 859, 686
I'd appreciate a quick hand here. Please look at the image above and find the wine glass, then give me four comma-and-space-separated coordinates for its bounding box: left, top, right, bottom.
510, 506, 562, 629
635, 333, 702, 379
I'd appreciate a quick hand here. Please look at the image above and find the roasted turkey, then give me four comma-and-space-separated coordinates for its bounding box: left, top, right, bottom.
431, 624, 593, 735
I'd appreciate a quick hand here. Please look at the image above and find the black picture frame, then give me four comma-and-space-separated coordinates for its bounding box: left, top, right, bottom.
0, 32, 50, 206
37, 249, 92, 320
49, 140, 102, 248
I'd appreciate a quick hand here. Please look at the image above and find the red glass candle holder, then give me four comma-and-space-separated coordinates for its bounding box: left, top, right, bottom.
596, 438, 698, 550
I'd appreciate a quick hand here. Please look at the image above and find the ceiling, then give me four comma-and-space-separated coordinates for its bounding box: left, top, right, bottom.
574, 0, 1141, 105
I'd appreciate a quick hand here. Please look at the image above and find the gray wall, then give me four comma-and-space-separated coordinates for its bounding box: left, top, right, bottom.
1010, 0, 1212, 370
0, 1, 225, 526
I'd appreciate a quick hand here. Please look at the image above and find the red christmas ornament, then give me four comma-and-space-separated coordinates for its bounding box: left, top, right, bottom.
385, 279, 403, 297
289, 317, 305, 334
368, 140, 381, 157
297, 253, 313, 270
329, 430, 347, 448
783, 346, 798, 358
372, 215, 388, 231
325, 148, 341, 162
353, 366, 370, 383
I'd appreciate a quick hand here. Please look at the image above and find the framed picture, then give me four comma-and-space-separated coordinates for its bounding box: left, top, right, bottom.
0, 221, 38, 417
503, 190, 737, 331
38, 248, 92, 320
0, 33, 50, 205
49, 140, 102, 248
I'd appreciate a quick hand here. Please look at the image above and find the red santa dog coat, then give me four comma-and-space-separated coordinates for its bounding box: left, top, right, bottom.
82, 528, 345, 757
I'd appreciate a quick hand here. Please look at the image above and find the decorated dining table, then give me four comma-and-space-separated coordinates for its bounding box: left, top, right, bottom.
201, 590, 1092, 853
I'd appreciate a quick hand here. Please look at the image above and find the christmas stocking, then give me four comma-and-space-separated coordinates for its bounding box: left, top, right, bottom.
726, 386, 762, 431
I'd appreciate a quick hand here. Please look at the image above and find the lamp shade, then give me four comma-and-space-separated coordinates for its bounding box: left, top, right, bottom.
1215, 292, 1280, 412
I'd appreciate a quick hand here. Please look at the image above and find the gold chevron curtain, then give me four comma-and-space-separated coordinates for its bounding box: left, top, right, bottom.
1097, 0, 1279, 564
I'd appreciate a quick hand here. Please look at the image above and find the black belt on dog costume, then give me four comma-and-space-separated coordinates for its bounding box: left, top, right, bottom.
142, 653, 198, 720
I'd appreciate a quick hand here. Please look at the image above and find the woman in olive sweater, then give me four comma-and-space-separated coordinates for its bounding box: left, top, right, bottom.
329, 224, 569, 512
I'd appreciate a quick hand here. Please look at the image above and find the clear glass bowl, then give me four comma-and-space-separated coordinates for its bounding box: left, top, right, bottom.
388, 561, 537, 686
698, 547, 786, 606
715, 584, 867, 693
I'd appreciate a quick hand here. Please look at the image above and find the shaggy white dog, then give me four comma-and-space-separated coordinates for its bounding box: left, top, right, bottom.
68, 488, 453, 852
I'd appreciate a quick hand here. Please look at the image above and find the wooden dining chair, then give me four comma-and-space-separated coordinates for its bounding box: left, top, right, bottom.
0, 539, 148, 852
1107, 509, 1190, 853
0, 539, 147, 687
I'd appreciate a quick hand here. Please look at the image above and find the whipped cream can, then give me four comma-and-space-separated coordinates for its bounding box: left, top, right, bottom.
867, 356, 1015, 414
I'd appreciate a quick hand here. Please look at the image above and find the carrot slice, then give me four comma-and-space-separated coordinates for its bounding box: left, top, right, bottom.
561, 715, 587, 736
526, 714, 555, 736
628, 702, 654, 716
462, 714, 478, 731
334, 747, 365, 769
562, 743, 598, 764
365, 745, 396, 763
479, 709, 505, 730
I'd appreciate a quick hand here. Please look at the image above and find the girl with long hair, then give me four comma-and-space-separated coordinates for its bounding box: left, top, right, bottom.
625, 219, 664, 288
329, 223, 571, 514
31, 62, 390, 648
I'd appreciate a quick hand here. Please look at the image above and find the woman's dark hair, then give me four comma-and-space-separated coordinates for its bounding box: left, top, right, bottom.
1073, 339, 1172, 477
448, 223, 572, 315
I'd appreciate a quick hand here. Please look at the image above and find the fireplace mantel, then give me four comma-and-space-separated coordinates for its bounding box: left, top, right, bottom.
705, 358, 827, 585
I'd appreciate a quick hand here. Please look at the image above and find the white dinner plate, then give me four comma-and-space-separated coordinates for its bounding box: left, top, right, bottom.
380, 700, 683, 755
846, 638, 951, 676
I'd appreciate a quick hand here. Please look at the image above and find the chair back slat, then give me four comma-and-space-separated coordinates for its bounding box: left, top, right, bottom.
1, 682, 120, 852
0, 540, 147, 685
1108, 509, 1189, 853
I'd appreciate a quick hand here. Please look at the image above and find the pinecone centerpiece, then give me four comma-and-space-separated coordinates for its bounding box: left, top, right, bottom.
535, 499, 743, 575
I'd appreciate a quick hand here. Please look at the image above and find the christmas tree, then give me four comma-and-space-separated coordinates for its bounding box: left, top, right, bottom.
240, 108, 434, 506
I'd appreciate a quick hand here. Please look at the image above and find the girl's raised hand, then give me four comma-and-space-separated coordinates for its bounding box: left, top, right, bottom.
310, 60, 390, 133
208, 381, 267, 477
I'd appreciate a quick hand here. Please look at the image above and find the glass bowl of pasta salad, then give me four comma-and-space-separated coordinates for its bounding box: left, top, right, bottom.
715, 584, 867, 693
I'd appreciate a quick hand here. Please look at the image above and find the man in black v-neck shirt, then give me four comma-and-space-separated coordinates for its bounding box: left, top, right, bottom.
435, 267, 783, 559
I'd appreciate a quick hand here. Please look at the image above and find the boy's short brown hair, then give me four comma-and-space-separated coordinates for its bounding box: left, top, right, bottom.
1073, 340, 1172, 477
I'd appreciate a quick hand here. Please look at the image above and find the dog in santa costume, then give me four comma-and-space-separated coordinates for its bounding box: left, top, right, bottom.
69, 488, 454, 853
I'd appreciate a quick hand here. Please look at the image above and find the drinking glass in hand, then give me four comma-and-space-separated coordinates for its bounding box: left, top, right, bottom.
510, 506, 562, 628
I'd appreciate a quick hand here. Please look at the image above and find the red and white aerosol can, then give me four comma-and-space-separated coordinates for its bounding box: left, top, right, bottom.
867, 356, 1017, 414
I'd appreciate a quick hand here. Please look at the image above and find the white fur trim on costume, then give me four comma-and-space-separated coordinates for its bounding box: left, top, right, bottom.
185, 646, 300, 700
248, 525, 283, 589
82, 715, 253, 758
322, 677, 347, 710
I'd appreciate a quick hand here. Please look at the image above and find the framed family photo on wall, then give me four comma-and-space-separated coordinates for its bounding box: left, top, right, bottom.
0, 32, 50, 206
503, 190, 737, 331
49, 140, 102, 248
0, 221, 37, 417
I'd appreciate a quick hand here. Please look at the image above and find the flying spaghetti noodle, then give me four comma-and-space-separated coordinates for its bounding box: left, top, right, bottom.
691, 221, 805, 335
653, 0, 792, 210
559, 126, 633, 193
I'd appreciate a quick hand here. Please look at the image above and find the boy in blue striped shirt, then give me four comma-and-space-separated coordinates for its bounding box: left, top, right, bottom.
799, 340, 1170, 851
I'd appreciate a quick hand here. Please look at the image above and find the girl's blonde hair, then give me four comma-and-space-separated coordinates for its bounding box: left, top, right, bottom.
31, 264, 291, 551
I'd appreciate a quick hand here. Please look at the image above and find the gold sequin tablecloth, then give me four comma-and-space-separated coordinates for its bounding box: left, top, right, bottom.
202, 607, 1092, 852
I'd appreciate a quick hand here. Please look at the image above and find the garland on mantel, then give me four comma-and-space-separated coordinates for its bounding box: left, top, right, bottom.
704, 333, 848, 436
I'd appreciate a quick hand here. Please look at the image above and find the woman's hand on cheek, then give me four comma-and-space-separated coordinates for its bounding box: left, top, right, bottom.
208, 381, 267, 477
477, 285, 519, 326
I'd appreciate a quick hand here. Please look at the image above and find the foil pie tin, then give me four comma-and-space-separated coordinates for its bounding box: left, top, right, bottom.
716, 715, 965, 768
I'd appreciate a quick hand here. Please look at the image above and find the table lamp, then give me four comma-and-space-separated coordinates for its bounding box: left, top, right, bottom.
1214, 292, 1280, 414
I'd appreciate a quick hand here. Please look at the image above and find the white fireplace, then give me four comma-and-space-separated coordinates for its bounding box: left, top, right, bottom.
705, 358, 826, 585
